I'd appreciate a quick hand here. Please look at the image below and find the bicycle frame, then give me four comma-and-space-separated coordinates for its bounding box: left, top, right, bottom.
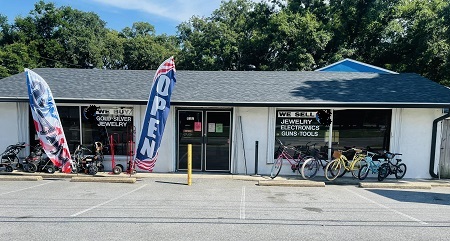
364, 152, 380, 173
377, 152, 407, 181
325, 149, 366, 180
357, 151, 381, 180
270, 140, 312, 179
338, 151, 366, 171
276, 146, 304, 171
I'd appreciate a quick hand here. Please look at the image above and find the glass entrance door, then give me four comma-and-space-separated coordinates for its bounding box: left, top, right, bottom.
177, 110, 231, 172
177, 110, 203, 171
205, 111, 230, 171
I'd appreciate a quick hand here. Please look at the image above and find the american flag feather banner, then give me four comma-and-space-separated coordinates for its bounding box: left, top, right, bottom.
134, 57, 176, 172
25, 69, 73, 173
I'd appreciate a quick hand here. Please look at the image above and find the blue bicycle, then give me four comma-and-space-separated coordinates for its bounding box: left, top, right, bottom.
357, 151, 380, 180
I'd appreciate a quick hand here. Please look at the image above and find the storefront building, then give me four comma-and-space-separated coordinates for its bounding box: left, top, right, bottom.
1, 61, 450, 179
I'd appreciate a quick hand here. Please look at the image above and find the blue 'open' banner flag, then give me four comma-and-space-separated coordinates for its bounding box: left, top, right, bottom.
25, 69, 73, 173
134, 57, 176, 172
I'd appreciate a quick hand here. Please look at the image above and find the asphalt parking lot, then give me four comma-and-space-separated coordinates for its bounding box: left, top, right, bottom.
0, 174, 450, 241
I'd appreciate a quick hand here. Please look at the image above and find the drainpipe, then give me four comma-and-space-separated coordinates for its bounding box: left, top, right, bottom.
429, 110, 450, 178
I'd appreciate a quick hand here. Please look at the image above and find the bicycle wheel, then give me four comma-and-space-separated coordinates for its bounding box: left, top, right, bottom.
395, 163, 407, 179
323, 160, 335, 177
350, 158, 365, 178
270, 156, 283, 179
301, 158, 319, 179
325, 159, 343, 181
377, 163, 389, 181
336, 156, 349, 178
358, 164, 369, 180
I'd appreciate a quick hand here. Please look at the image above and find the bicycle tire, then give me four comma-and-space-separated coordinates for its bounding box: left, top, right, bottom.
377, 163, 389, 181
395, 163, 407, 179
270, 156, 283, 179
325, 159, 343, 181
301, 158, 319, 179
358, 164, 369, 180
336, 156, 349, 178
350, 158, 365, 178
323, 162, 334, 177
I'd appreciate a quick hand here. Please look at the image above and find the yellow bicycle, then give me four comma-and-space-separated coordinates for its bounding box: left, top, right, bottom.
324, 148, 366, 181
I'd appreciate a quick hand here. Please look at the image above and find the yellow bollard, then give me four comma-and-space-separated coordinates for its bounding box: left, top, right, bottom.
187, 144, 192, 186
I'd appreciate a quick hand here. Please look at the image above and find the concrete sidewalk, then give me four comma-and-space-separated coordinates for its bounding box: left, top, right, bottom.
1, 170, 450, 188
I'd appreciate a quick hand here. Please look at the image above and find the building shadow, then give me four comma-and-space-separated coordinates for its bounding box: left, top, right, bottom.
288, 74, 447, 103
155, 180, 188, 185
368, 189, 450, 206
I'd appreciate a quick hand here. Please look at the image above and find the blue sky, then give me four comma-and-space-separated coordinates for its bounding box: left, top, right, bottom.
0, 0, 245, 35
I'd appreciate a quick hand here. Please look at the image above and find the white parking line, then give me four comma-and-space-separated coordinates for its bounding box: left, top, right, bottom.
71, 184, 147, 217
345, 187, 428, 225
0, 181, 52, 196
240, 186, 246, 220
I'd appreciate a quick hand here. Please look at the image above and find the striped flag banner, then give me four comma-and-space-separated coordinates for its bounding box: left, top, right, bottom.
25, 69, 73, 173
134, 57, 176, 172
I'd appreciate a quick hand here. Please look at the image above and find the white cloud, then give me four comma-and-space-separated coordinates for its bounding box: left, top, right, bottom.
90, 0, 225, 22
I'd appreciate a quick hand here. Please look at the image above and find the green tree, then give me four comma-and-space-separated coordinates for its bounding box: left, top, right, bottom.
267, 10, 331, 70
58, 6, 108, 68
122, 22, 155, 38
379, 0, 450, 85
123, 22, 179, 69
0, 42, 38, 76
177, 0, 276, 70
102, 30, 125, 69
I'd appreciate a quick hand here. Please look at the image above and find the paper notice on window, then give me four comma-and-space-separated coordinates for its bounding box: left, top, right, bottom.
208, 123, 216, 132
216, 123, 223, 133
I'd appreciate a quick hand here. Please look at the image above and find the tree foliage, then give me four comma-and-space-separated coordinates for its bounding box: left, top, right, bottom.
0, 0, 449, 87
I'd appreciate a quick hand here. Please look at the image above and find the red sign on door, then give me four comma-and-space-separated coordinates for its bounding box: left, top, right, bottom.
194, 122, 202, 131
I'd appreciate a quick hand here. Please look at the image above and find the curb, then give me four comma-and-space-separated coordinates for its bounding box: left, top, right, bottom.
70, 176, 137, 183
430, 183, 450, 187
359, 182, 432, 189
258, 180, 325, 187
0, 175, 43, 181
232, 175, 267, 181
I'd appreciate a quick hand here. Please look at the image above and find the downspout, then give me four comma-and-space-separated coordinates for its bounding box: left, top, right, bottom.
429, 110, 450, 178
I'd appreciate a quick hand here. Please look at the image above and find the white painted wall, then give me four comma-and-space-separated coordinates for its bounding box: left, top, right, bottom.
0, 102, 20, 150
393, 108, 442, 178
232, 107, 270, 175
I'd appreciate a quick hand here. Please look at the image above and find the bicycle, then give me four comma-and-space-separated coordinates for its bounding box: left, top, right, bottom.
324, 148, 366, 181
357, 151, 380, 180
300, 145, 330, 179
270, 139, 314, 179
377, 151, 407, 181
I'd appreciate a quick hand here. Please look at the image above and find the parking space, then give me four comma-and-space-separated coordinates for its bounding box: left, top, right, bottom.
0, 177, 449, 240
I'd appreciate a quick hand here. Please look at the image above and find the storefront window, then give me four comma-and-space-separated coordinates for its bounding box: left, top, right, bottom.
59, 106, 80, 152
81, 106, 134, 155
332, 109, 391, 152
274, 110, 328, 158
274, 109, 392, 159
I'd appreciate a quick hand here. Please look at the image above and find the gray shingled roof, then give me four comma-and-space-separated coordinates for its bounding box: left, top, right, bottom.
1, 68, 450, 108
